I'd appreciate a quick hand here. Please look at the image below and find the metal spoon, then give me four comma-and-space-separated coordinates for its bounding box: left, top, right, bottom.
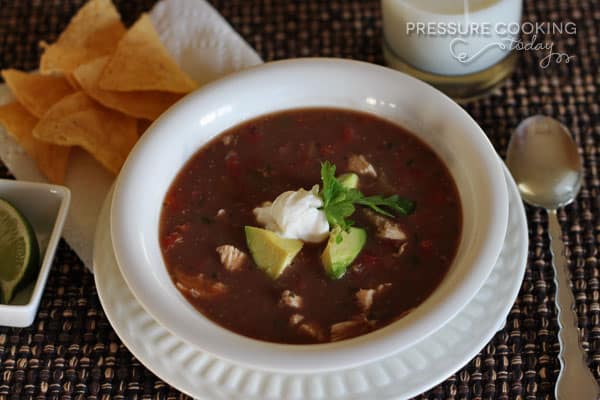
506, 115, 599, 400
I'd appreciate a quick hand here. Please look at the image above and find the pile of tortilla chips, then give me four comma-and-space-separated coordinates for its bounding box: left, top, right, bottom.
0, 0, 197, 183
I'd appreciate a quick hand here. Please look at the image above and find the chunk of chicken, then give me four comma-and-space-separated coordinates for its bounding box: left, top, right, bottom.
355, 289, 375, 312
216, 208, 226, 218
393, 242, 408, 258
174, 272, 227, 299
350, 262, 365, 274
279, 290, 303, 309
289, 313, 304, 326
355, 283, 392, 313
377, 283, 392, 293
298, 321, 325, 342
215, 245, 247, 271
222, 135, 237, 146
330, 317, 373, 342
363, 209, 407, 241
348, 154, 377, 178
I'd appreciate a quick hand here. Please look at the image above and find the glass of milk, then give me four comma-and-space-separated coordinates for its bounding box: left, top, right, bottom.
382, 0, 522, 101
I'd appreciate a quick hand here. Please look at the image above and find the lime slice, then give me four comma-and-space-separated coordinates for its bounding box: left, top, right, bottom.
0, 198, 40, 304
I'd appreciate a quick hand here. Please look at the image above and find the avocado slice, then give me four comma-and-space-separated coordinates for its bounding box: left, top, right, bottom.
321, 226, 367, 279
245, 226, 303, 279
338, 173, 359, 189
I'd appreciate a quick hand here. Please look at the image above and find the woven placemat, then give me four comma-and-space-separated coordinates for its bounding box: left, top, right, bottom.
1, 0, 599, 398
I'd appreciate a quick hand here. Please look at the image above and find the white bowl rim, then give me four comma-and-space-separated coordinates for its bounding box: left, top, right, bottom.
111, 58, 509, 372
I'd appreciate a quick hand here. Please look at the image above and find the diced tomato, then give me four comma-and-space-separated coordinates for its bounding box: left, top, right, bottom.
420, 240, 433, 250
431, 190, 447, 205
342, 126, 355, 143
296, 278, 307, 290
319, 143, 335, 156
412, 169, 424, 179
162, 231, 184, 251
296, 143, 310, 166
175, 223, 191, 232
278, 143, 291, 156
163, 193, 183, 212
357, 251, 379, 267
246, 126, 262, 144
191, 190, 202, 201
225, 150, 241, 177
163, 195, 175, 209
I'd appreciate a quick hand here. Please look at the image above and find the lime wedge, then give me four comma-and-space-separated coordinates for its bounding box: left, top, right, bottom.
0, 198, 40, 304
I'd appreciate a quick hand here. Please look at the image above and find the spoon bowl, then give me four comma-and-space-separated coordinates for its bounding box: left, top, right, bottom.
507, 115, 582, 209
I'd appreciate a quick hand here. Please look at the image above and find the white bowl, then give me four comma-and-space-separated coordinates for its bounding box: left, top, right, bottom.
0, 179, 70, 327
111, 59, 508, 372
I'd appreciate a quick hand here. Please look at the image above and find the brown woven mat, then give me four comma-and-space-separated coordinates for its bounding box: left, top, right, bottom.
0, 0, 599, 398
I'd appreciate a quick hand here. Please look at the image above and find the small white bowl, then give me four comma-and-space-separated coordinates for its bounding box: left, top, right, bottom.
111, 59, 508, 372
0, 179, 70, 327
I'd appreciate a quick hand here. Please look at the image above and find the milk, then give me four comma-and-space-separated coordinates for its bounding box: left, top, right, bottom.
382, 0, 522, 76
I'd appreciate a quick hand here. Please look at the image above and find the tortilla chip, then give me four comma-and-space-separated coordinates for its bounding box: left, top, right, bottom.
73, 57, 183, 119
65, 73, 81, 90
1, 69, 75, 118
39, 0, 126, 75
32, 92, 137, 175
0, 102, 70, 183
98, 14, 197, 93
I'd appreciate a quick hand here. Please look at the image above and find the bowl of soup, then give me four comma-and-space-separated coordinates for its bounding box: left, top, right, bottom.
111, 58, 508, 372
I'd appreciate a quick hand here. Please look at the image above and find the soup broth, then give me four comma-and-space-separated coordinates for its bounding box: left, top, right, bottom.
160, 108, 462, 344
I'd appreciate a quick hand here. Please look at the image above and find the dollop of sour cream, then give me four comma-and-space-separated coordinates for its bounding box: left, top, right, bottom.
253, 185, 329, 243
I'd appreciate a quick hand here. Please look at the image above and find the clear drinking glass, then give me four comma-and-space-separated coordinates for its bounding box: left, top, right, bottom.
382, 0, 522, 102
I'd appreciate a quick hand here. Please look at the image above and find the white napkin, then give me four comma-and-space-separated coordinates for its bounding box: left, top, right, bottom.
0, 0, 262, 270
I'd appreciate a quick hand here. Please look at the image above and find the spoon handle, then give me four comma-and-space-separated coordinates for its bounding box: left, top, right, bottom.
548, 209, 600, 400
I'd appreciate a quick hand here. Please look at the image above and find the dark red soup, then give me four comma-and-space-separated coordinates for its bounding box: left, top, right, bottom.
160, 108, 462, 344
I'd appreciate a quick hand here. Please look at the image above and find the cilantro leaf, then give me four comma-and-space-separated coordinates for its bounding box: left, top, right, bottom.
326, 201, 355, 229
356, 194, 415, 216
320, 162, 357, 229
319, 161, 345, 208
319, 161, 415, 229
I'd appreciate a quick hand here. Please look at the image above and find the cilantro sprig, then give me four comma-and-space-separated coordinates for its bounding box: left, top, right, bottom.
319, 161, 415, 230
